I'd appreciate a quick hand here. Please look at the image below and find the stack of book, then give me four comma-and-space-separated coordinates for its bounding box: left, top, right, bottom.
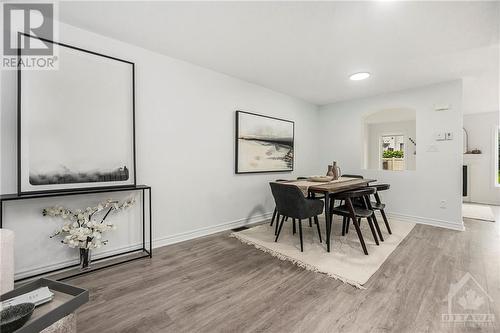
1, 287, 54, 310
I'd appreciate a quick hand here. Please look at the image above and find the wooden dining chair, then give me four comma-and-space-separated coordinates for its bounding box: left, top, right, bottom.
341, 178, 391, 236
368, 184, 392, 234
341, 174, 364, 179
333, 174, 363, 230
343, 175, 392, 237
331, 187, 380, 255
345, 190, 384, 242
270, 182, 324, 252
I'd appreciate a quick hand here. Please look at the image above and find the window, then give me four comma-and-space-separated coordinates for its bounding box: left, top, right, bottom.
363, 108, 416, 171
381, 135, 405, 170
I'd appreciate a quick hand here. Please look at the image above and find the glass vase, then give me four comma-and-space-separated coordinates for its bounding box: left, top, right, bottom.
79, 248, 91, 270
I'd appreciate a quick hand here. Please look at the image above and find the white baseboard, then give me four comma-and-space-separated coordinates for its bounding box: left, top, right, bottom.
15, 243, 145, 280
16, 210, 467, 279
386, 212, 465, 231
464, 200, 500, 207
152, 212, 273, 249
15, 212, 273, 280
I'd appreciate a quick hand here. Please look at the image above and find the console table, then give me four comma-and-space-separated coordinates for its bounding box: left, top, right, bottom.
0, 185, 152, 283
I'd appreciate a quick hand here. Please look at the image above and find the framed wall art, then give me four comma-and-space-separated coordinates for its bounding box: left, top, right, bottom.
235, 111, 294, 174
18, 34, 136, 194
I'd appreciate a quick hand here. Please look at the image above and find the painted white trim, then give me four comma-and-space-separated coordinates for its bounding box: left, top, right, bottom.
17, 209, 467, 279
15, 211, 273, 280
15, 244, 144, 280
386, 212, 465, 231
492, 125, 499, 187
152, 212, 273, 249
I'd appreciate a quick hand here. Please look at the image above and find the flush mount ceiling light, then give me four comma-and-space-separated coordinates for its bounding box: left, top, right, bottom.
349, 72, 371, 81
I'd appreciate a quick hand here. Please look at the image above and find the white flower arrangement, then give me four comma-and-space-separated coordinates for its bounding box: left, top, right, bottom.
43, 197, 136, 249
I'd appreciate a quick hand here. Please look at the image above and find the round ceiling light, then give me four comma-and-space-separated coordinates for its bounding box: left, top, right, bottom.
349, 72, 371, 81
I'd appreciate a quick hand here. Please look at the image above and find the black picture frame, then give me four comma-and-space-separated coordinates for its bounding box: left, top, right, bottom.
17, 33, 136, 195
235, 110, 295, 174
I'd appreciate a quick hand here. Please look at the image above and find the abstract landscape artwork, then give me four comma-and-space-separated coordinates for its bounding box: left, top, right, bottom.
18, 36, 135, 194
235, 111, 294, 173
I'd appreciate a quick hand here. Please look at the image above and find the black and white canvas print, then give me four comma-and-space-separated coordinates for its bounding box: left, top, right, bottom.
18, 36, 135, 193
235, 111, 294, 173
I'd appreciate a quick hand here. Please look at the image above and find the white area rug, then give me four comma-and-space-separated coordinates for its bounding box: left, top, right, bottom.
462, 203, 495, 222
231, 218, 415, 288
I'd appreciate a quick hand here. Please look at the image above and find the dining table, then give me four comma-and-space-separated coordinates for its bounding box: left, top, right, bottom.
284, 177, 376, 252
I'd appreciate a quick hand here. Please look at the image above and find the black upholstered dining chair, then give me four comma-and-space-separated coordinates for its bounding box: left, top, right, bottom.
270, 179, 289, 230
270, 182, 324, 252
330, 187, 381, 255
297, 176, 326, 227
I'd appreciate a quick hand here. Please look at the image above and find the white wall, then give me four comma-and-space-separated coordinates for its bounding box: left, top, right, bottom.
366, 120, 416, 170
0, 22, 319, 278
318, 81, 464, 230
463, 111, 500, 205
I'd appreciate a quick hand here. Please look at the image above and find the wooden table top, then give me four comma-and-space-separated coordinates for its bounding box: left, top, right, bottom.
284, 177, 375, 194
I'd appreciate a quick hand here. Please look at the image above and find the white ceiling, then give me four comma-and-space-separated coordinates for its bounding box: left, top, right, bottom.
59, 1, 500, 111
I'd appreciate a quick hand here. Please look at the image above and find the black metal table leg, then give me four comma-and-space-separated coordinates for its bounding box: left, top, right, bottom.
2, 185, 153, 282
142, 188, 145, 252
148, 187, 153, 258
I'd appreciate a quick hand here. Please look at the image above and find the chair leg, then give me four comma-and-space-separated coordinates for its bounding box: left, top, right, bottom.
371, 213, 384, 241
366, 217, 379, 245
275, 213, 280, 235
309, 217, 312, 227
352, 217, 368, 255
298, 219, 304, 252
380, 210, 392, 234
314, 215, 322, 243
270, 207, 277, 226
346, 217, 350, 234
346, 199, 368, 255
292, 218, 296, 234
275, 216, 285, 242
342, 216, 347, 236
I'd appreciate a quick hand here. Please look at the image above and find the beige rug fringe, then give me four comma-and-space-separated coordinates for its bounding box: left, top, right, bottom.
230, 232, 366, 289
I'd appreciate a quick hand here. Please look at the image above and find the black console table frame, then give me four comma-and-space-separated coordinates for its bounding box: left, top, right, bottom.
0, 185, 152, 283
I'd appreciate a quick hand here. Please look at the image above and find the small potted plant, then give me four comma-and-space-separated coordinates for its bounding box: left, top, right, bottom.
43, 197, 136, 269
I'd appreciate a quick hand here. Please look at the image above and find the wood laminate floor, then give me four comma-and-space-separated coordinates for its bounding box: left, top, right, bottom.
70, 216, 500, 333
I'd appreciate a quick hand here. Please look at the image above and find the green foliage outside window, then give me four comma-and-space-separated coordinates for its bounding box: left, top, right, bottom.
383, 150, 404, 158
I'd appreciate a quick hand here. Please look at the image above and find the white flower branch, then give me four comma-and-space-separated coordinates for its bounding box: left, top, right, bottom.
43, 197, 136, 249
